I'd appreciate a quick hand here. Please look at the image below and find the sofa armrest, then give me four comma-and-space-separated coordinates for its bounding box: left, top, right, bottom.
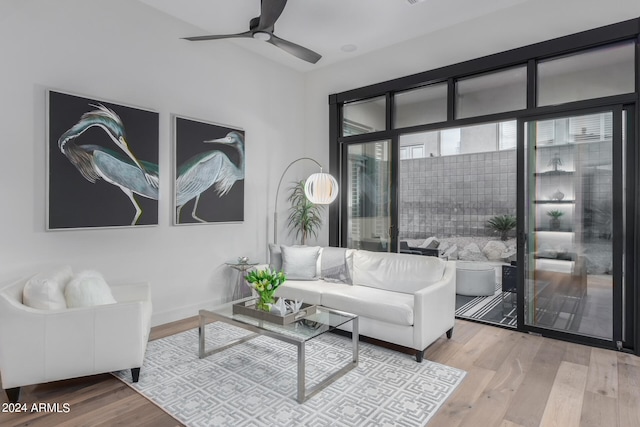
92, 300, 151, 372
0, 294, 48, 389
412, 260, 456, 349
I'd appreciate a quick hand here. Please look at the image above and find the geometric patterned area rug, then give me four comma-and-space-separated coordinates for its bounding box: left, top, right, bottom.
456, 282, 517, 327
114, 322, 466, 426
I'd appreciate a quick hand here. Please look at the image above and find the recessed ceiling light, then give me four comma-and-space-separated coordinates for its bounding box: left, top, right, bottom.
341, 44, 357, 53
253, 31, 271, 41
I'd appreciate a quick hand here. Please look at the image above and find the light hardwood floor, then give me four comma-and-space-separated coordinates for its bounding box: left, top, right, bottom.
1, 317, 638, 427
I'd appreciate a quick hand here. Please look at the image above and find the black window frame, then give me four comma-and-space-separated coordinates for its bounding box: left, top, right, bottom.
328, 17, 640, 356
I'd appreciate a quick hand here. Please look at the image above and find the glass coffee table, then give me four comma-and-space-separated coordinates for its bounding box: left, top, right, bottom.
199, 297, 359, 403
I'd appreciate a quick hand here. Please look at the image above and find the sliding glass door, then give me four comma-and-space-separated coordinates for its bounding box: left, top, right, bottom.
522, 109, 623, 342
343, 140, 393, 252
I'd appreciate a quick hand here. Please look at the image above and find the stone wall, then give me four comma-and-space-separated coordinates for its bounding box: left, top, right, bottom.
399, 149, 517, 239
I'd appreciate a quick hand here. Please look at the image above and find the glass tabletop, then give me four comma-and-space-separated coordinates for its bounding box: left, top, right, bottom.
202, 297, 357, 342
225, 262, 259, 270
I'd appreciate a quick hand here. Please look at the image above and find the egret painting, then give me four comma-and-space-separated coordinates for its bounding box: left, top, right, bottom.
174, 116, 244, 224
48, 91, 159, 229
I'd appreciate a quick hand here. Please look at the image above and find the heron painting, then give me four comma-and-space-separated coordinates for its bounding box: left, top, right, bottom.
48, 91, 159, 229
174, 116, 245, 224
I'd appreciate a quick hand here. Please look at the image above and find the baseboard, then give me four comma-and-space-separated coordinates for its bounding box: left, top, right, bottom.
151, 297, 226, 327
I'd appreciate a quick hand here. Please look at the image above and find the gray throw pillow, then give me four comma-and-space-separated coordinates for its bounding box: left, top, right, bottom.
281, 246, 321, 280
321, 246, 351, 284
269, 244, 282, 271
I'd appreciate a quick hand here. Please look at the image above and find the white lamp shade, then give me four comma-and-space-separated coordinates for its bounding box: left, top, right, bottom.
304, 172, 339, 204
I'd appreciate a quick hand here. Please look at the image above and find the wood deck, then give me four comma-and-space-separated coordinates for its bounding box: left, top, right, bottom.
1, 317, 638, 427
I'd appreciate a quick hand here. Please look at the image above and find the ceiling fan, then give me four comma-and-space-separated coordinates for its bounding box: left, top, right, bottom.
183, 0, 322, 64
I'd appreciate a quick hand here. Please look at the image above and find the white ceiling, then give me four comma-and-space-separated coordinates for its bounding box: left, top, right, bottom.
137, 0, 530, 72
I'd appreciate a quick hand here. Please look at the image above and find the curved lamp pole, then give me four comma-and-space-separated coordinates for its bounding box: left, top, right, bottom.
273, 157, 339, 244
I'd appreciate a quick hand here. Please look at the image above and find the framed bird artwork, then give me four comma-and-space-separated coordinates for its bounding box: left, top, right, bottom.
173, 115, 245, 225
47, 90, 159, 230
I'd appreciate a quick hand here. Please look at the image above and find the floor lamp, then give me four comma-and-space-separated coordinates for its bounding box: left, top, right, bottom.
273, 157, 339, 244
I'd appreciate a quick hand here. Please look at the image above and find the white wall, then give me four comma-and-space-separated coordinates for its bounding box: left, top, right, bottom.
0, 0, 321, 325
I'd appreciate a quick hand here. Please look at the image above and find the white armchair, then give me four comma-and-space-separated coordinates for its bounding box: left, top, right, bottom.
0, 277, 152, 403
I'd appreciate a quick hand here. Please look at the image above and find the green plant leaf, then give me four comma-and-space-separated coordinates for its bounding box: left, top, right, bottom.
486, 214, 516, 241
487, 215, 516, 231
286, 180, 324, 244
546, 210, 564, 218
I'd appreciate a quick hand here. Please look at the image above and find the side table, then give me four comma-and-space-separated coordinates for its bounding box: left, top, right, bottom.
226, 261, 258, 300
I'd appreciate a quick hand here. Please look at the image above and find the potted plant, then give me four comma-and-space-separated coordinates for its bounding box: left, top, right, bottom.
287, 180, 324, 245
245, 268, 287, 311
547, 209, 564, 231
487, 215, 516, 241
548, 153, 563, 172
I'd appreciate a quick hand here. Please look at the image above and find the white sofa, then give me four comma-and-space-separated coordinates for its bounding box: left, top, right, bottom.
0, 277, 152, 402
274, 248, 456, 362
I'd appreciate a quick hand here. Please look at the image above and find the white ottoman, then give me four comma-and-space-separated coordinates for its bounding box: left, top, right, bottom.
456, 262, 495, 296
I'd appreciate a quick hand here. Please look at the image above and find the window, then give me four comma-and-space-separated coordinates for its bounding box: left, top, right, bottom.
400, 144, 426, 159
398, 118, 517, 241
394, 83, 447, 128
536, 120, 556, 145
400, 131, 438, 159
342, 96, 386, 136
499, 121, 517, 150
456, 66, 527, 119
400, 121, 516, 158
568, 113, 613, 143
440, 128, 461, 155
538, 40, 635, 106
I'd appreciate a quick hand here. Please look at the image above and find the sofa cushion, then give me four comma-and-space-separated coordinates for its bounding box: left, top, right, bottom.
322, 286, 414, 326
23, 265, 73, 310
352, 251, 446, 294
65, 270, 117, 308
281, 246, 321, 280
275, 279, 345, 305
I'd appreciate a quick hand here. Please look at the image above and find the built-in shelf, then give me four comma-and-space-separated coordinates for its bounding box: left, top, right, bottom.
534, 200, 575, 204
535, 228, 573, 232
535, 170, 575, 176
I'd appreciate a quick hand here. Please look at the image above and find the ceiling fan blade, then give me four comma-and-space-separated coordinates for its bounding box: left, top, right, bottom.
183, 31, 252, 42
268, 34, 322, 64
257, 0, 287, 31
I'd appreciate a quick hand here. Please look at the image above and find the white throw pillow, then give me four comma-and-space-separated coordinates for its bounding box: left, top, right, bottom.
281, 246, 321, 280
65, 270, 117, 308
23, 265, 73, 310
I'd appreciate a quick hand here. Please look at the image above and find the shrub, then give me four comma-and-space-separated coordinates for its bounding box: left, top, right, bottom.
487, 215, 516, 241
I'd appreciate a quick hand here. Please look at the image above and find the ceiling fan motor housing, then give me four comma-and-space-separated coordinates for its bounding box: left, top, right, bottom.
249, 16, 261, 31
